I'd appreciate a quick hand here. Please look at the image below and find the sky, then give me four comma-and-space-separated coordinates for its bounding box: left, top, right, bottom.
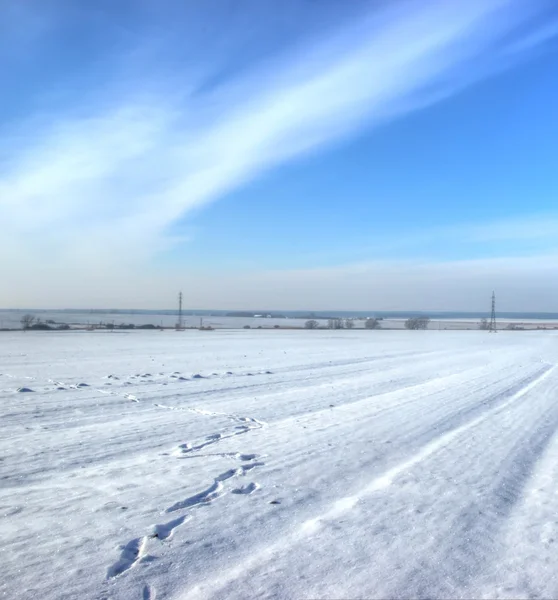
1, 0, 558, 312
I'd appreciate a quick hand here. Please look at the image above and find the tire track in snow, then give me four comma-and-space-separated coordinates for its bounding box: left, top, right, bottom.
265, 362, 551, 474
182, 364, 556, 600
152, 357, 524, 450
123, 347, 481, 410
300, 365, 557, 534
389, 369, 558, 598
267, 348, 448, 376
398, 365, 556, 448
472, 428, 558, 599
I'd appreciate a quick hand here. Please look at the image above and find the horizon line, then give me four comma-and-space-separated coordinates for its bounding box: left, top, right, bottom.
1, 307, 557, 317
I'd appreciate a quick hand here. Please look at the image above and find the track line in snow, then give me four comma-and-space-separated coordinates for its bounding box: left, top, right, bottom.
183, 364, 557, 600
302, 364, 557, 534
471, 427, 558, 599
387, 372, 558, 597
137, 349, 477, 409
263, 362, 552, 464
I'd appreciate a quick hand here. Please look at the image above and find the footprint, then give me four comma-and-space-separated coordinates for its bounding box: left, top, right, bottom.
16, 387, 34, 393
205, 433, 222, 441
166, 479, 224, 513
143, 584, 156, 600
232, 482, 260, 495
77, 383, 89, 388
239, 454, 257, 461
107, 537, 149, 578
151, 515, 191, 540
166, 465, 263, 513
2, 506, 23, 517
240, 462, 263, 473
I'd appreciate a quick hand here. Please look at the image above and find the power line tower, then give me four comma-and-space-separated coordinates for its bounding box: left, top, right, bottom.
176, 291, 184, 330
489, 291, 497, 333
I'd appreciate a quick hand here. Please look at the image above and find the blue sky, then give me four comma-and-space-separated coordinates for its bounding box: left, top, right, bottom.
1, 0, 558, 310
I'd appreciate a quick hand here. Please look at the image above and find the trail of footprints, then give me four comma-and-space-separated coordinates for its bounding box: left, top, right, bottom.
5, 368, 273, 397
166, 410, 266, 455
4, 371, 269, 582
107, 457, 263, 579
107, 413, 266, 580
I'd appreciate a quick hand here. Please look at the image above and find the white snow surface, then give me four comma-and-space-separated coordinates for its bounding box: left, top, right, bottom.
2, 329, 558, 599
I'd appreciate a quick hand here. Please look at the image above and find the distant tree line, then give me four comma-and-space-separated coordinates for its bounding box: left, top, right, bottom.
20, 314, 69, 331
404, 317, 430, 330
304, 317, 383, 330
19, 314, 164, 331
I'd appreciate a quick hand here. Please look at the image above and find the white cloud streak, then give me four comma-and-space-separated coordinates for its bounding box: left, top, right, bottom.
0, 0, 557, 307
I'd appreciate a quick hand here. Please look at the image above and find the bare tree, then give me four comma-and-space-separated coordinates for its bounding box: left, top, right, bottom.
404, 317, 430, 330
479, 318, 489, 330
345, 319, 354, 329
328, 318, 344, 329
305, 319, 319, 329
20, 314, 35, 330
364, 318, 381, 330
417, 317, 430, 330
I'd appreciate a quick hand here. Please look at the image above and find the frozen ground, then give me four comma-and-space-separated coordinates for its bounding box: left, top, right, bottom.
2, 329, 558, 599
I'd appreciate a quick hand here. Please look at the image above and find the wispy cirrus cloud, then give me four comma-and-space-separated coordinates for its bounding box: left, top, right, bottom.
1, 0, 557, 307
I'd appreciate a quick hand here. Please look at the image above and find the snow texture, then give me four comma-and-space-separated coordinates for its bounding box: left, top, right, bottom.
2, 329, 558, 599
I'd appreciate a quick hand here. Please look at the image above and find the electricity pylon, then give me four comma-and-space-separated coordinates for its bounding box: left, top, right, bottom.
176, 291, 184, 330
489, 291, 497, 333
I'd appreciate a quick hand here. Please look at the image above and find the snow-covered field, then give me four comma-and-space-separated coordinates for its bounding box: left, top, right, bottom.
2, 329, 558, 599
